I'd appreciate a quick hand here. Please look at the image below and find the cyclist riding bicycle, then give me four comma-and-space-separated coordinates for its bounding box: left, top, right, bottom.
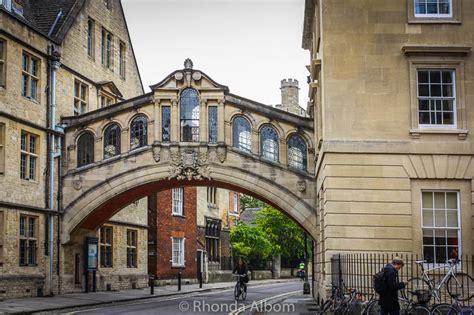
233, 257, 249, 293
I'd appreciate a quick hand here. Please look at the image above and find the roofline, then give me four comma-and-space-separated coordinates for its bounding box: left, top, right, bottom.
54, 0, 86, 43
0, 6, 61, 44
149, 69, 230, 92
225, 93, 313, 130
62, 92, 154, 128
119, 0, 145, 94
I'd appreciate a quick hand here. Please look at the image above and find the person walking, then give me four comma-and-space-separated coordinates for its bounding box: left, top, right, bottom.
378, 257, 406, 315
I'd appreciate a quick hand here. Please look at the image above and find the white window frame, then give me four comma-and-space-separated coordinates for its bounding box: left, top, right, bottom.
233, 193, 239, 213
171, 237, 185, 267
414, 0, 452, 18
421, 190, 461, 264
416, 69, 457, 129
172, 187, 184, 216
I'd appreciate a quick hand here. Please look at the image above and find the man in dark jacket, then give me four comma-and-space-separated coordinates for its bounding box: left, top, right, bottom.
378, 258, 406, 315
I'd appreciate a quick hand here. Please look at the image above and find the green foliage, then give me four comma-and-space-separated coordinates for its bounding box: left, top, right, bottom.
230, 222, 275, 268
240, 194, 266, 211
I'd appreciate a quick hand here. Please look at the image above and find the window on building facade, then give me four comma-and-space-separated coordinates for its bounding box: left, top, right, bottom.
162, 106, 171, 142
180, 88, 200, 142
205, 219, 221, 262
100, 94, 114, 108
103, 123, 121, 159
415, 0, 452, 17
21, 52, 39, 100
417, 69, 456, 127
260, 125, 279, 161
232, 116, 251, 153
288, 134, 307, 171
87, 18, 95, 59
0, 123, 4, 174
77, 132, 94, 168
172, 237, 184, 266
19, 215, 37, 266
100, 226, 113, 267
207, 187, 217, 205
0, 39, 5, 87
172, 187, 184, 216
74, 80, 88, 115
130, 115, 147, 150
20, 131, 38, 181
233, 193, 239, 213
101, 28, 113, 69
208, 106, 218, 144
104, 0, 112, 10
126, 229, 137, 268
119, 41, 126, 79
422, 191, 460, 264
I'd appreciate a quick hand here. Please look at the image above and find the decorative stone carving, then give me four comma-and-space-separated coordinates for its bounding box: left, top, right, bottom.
192, 71, 202, 81
73, 177, 82, 191
174, 72, 184, 81
184, 58, 193, 69
152, 146, 161, 162
297, 180, 306, 192
168, 149, 211, 180
217, 146, 226, 163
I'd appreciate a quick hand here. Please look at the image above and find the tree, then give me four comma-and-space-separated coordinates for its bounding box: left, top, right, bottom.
239, 194, 266, 212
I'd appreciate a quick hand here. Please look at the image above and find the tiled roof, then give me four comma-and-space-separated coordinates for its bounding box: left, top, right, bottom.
21, 0, 85, 43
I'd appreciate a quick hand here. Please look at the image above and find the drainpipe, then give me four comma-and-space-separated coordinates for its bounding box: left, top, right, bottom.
48, 46, 61, 296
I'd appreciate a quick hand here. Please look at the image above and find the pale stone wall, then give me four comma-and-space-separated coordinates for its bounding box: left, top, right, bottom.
109, 197, 148, 226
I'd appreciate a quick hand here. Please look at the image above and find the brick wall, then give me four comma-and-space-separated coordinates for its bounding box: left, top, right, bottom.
149, 187, 197, 281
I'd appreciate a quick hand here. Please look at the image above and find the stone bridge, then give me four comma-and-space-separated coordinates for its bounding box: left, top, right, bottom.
61, 60, 317, 243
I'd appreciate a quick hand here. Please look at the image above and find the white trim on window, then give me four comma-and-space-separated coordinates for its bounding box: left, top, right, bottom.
172, 187, 184, 216
171, 237, 185, 267
414, 0, 452, 18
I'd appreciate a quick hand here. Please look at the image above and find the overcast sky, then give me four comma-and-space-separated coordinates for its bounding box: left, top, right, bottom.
122, 0, 309, 108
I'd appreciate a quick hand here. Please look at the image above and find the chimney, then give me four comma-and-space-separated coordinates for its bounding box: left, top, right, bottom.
280, 79, 299, 115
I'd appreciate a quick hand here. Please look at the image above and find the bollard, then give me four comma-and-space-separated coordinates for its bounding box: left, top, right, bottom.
149, 275, 155, 295
178, 272, 182, 291
199, 271, 203, 288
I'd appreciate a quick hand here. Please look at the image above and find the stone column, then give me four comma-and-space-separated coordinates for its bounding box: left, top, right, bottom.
154, 99, 161, 143
171, 98, 179, 143
279, 138, 287, 166
251, 129, 259, 154
218, 99, 225, 144
199, 99, 207, 143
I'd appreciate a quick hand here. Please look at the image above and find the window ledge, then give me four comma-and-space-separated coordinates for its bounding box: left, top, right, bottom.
410, 128, 468, 140
172, 214, 185, 218
408, 18, 461, 24
171, 265, 185, 269
402, 45, 471, 56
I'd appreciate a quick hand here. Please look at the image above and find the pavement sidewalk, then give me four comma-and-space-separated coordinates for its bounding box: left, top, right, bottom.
249, 292, 319, 315
0, 278, 299, 314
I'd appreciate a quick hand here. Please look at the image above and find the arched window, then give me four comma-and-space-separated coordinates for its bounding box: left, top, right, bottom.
288, 134, 307, 171
77, 132, 94, 167
180, 88, 199, 142
260, 125, 279, 161
103, 123, 121, 159
232, 116, 251, 152
130, 115, 147, 150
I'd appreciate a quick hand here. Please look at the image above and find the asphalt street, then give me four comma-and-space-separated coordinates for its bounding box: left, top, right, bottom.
57, 281, 303, 315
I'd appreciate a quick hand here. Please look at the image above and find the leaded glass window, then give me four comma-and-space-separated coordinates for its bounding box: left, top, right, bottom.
288, 134, 307, 171
77, 132, 94, 167
130, 115, 147, 150
260, 125, 279, 161
180, 88, 199, 142
104, 123, 121, 159
162, 106, 171, 142
208, 106, 218, 144
232, 116, 251, 152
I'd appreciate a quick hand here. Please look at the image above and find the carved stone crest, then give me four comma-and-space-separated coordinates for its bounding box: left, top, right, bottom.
168, 149, 211, 180
73, 178, 82, 191
152, 146, 161, 162
216, 146, 226, 163
296, 180, 306, 192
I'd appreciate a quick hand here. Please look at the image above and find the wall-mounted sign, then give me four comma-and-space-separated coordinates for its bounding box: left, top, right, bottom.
85, 237, 99, 271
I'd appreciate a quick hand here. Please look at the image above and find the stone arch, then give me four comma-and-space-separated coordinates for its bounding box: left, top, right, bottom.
284, 128, 314, 150
72, 127, 98, 143
256, 120, 284, 140
228, 110, 256, 127
61, 165, 317, 244
124, 108, 153, 128
97, 118, 126, 135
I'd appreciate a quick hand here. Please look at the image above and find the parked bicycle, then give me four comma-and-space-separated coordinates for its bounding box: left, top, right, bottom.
403, 259, 474, 304
318, 284, 359, 315
432, 294, 474, 315
233, 274, 247, 301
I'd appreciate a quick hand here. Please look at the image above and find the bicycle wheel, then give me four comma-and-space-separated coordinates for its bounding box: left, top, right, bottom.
402, 277, 432, 304
234, 283, 240, 300
364, 300, 380, 315
402, 304, 431, 315
241, 285, 247, 300
318, 299, 333, 315
431, 303, 458, 315
446, 272, 474, 301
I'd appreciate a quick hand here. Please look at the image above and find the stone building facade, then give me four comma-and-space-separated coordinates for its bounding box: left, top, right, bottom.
0, 0, 146, 298
302, 0, 474, 298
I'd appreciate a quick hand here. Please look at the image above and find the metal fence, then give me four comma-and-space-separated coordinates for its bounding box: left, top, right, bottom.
331, 253, 474, 306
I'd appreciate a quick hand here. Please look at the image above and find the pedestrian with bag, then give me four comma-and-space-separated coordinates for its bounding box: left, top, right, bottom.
374, 257, 406, 315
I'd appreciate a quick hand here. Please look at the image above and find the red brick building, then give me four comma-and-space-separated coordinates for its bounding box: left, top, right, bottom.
148, 187, 197, 281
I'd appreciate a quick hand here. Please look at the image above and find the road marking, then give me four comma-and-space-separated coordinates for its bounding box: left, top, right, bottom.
228, 290, 300, 315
